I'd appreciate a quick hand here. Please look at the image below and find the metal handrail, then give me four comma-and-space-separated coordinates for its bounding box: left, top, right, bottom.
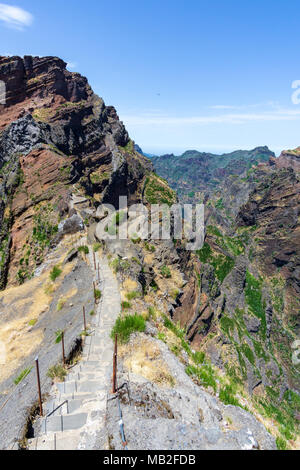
46, 399, 68, 418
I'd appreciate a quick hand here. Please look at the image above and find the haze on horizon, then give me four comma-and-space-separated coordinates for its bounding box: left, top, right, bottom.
1, 0, 300, 156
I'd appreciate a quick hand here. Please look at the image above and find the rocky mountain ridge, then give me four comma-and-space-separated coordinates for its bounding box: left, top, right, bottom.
152, 146, 275, 203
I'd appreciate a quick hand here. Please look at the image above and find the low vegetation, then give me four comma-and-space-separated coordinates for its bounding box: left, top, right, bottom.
50, 265, 62, 282
111, 313, 146, 343
125, 290, 141, 301
94, 289, 102, 301
144, 174, 177, 206
47, 364, 67, 382
14, 367, 32, 385
160, 265, 171, 279
78, 245, 89, 255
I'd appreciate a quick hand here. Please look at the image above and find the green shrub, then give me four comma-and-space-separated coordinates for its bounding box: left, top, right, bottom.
197, 365, 217, 392
93, 243, 102, 252
122, 301, 131, 310
80, 329, 90, 337
148, 306, 158, 320
94, 289, 102, 301
157, 332, 166, 342
89, 310, 95, 316
78, 245, 89, 255
276, 436, 287, 450
111, 314, 146, 343
56, 298, 66, 311
245, 271, 266, 338
162, 314, 185, 339
219, 384, 241, 407
196, 242, 212, 263
150, 280, 159, 292
126, 291, 141, 301
160, 265, 171, 278
185, 365, 198, 377
192, 350, 205, 365
50, 265, 62, 281
144, 174, 177, 206
145, 242, 155, 252
47, 364, 67, 382
213, 256, 235, 282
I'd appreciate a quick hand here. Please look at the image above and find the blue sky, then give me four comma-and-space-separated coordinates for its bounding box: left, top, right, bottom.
1, 0, 300, 155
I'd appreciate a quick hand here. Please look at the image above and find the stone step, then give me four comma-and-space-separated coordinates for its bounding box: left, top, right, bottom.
42, 412, 88, 434
29, 430, 81, 450
45, 399, 84, 417
54, 431, 81, 451
68, 371, 100, 382
77, 380, 107, 393
88, 348, 113, 361
58, 392, 95, 402
28, 435, 55, 451
56, 380, 77, 395
69, 363, 101, 374
81, 354, 112, 363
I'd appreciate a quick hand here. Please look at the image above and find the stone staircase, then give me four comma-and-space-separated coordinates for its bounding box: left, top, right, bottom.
28, 251, 121, 450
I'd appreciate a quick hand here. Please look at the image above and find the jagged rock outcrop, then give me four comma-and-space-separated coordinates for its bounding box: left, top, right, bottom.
0, 55, 151, 288
275, 147, 300, 171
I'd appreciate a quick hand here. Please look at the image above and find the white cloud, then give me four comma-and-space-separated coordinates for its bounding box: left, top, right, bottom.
0, 3, 33, 30
210, 101, 280, 110
121, 108, 300, 127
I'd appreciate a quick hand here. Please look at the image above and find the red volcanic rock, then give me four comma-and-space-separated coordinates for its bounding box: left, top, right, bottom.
0, 55, 91, 130
0, 55, 150, 287
237, 167, 300, 299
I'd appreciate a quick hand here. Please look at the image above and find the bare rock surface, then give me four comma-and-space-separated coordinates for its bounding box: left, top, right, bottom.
106, 334, 276, 450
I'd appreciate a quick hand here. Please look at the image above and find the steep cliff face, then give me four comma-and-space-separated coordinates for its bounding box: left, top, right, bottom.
165, 154, 300, 449
0, 56, 151, 288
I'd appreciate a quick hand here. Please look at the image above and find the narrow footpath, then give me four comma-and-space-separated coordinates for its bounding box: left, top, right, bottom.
28, 249, 121, 450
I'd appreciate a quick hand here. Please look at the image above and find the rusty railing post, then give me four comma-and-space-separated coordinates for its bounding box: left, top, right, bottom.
93, 251, 96, 270
112, 334, 118, 394
62, 331, 66, 367
93, 281, 96, 302
35, 357, 43, 416
83, 306, 87, 332
97, 263, 100, 283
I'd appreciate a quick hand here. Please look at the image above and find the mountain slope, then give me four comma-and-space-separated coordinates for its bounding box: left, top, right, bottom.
0, 56, 296, 451
167, 155, 300, 449
152, 147, 275, 203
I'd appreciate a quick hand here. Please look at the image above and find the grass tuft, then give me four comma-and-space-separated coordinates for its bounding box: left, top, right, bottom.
50, 265, 62, 282
111, 314, 146, 343
47, 364, 67, 382
14, 367, 32, 385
